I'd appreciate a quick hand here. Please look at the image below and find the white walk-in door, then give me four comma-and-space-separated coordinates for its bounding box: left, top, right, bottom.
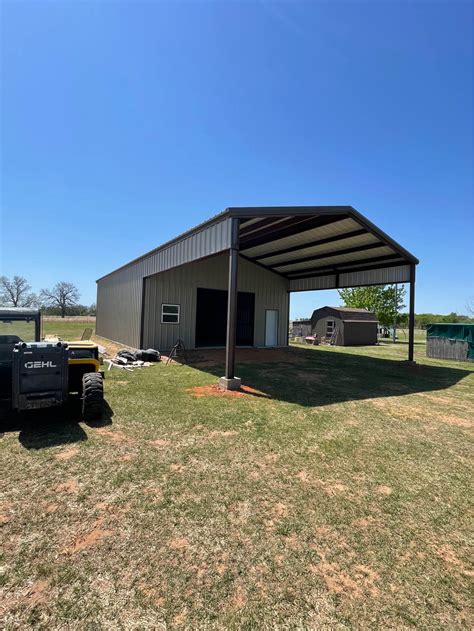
265, 309, 279, 347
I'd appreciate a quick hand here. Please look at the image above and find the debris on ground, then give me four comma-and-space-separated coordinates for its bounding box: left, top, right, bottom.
106, 348, 161, 371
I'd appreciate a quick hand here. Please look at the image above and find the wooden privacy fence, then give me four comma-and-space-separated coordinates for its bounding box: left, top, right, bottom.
427, 337, 470, 362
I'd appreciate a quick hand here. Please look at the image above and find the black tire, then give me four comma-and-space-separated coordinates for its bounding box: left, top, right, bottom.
82, 372, 104, 421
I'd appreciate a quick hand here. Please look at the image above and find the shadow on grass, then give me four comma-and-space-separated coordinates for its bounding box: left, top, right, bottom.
0, 398, 114, 450
187, 346, 472, 408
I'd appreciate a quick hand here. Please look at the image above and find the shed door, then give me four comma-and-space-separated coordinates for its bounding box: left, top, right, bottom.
265, 310, 279, 347
195, 288, 255, 347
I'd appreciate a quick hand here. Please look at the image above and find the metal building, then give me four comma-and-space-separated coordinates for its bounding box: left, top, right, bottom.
96, 206, 419, 388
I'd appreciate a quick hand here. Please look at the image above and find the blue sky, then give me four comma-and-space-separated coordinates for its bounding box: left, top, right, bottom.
1, 1, 472, 318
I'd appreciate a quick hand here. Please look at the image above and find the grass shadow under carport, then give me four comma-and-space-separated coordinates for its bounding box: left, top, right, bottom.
185, 345, 472, 408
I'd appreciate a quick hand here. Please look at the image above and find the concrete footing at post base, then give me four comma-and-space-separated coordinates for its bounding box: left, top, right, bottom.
219, 376, 242, 391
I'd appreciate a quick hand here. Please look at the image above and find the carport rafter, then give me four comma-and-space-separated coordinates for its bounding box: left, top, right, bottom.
252, 228, 369, 261
268, 242, 387, 271
239, 215, 344, 249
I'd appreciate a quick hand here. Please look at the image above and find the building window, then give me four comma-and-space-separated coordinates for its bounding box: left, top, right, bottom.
326, 320, 335, 336
161, 304, 180, 324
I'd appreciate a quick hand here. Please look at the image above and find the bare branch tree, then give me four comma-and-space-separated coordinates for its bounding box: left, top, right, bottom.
466, 296, 474, 317
40, 281, 80, 318
0, 275, 38, 307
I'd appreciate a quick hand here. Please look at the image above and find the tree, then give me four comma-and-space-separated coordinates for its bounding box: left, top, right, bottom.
338, 285, 406, 327
40, 281, 80, 318
466, 297, 474, 317
0, 275, 38, 307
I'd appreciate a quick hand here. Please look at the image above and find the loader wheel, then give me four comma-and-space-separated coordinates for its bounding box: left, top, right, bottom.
82, 372, 104, 421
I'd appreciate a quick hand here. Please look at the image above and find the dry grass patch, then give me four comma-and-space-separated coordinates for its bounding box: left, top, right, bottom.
55, 446, 79, 461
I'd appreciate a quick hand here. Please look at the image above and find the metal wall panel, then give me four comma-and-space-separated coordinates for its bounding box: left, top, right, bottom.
289, 265, 411, 293
289, 275, 337, 292
96, 218, 232, 347
96, 265, 144, 348
339, 264, 411, 287
143, 253, 289, 350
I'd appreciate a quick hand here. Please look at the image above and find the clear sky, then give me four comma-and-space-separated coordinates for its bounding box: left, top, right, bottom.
1, 1, 472, 318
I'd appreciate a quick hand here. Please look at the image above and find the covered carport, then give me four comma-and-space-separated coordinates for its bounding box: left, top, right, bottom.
220, 206, 418, 389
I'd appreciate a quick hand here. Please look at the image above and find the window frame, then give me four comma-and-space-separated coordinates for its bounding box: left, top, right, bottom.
161, 303, 180, 325
326, 319, 335, 335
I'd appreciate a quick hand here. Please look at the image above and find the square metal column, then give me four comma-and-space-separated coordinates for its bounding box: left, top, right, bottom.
408, 264, 416, 362
220, 218, 242, 390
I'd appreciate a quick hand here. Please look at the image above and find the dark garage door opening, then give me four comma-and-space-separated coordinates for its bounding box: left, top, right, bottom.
196, 288, 255, 347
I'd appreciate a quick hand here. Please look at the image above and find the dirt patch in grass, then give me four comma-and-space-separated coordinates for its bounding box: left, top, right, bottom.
55, 479, 79, 494
296, 470, 310, 483
150, 439, 171, 448
317, 480, 348, 496
230, 581, 247, 610
96, 428, 133, 444
55, 446, 80, 461
208, 429, 239, 438
272, 502, 288, 517
24, 579, 51, 608
352, 517, 377, 528
310, 556, 380, 599
375, 485, 392, 495
188, 384, 270, 398
63, 519, 114, 554
170, 463, 186, 473
0, 501, 12, 524
168, 537, 190, 551
173, 611, 188, 626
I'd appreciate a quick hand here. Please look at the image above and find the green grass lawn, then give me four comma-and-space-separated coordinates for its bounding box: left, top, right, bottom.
0, 319, 95, 343
42, 320, 96, 341
1, 323, 473, 629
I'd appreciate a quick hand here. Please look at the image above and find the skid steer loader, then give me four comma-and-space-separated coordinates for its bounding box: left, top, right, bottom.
0, 308, 104, 420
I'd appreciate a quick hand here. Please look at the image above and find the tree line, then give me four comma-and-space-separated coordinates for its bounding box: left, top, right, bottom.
338, 285, 474, 328
0, 275, 95, 318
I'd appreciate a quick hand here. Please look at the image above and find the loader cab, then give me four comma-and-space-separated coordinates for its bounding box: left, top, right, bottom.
0, 308, 41, 398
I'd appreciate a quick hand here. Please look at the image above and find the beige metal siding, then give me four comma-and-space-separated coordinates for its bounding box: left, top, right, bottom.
96, 266, 143, 348
142, 253, 289, 350
289, 264, 411, 292
290, 274, 337, 292
96, 218, 232, 347
339, 264, 411, 287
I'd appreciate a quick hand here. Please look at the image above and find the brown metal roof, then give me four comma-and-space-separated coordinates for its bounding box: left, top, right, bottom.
236, 207, 417, 280
97, 206, 418, 282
